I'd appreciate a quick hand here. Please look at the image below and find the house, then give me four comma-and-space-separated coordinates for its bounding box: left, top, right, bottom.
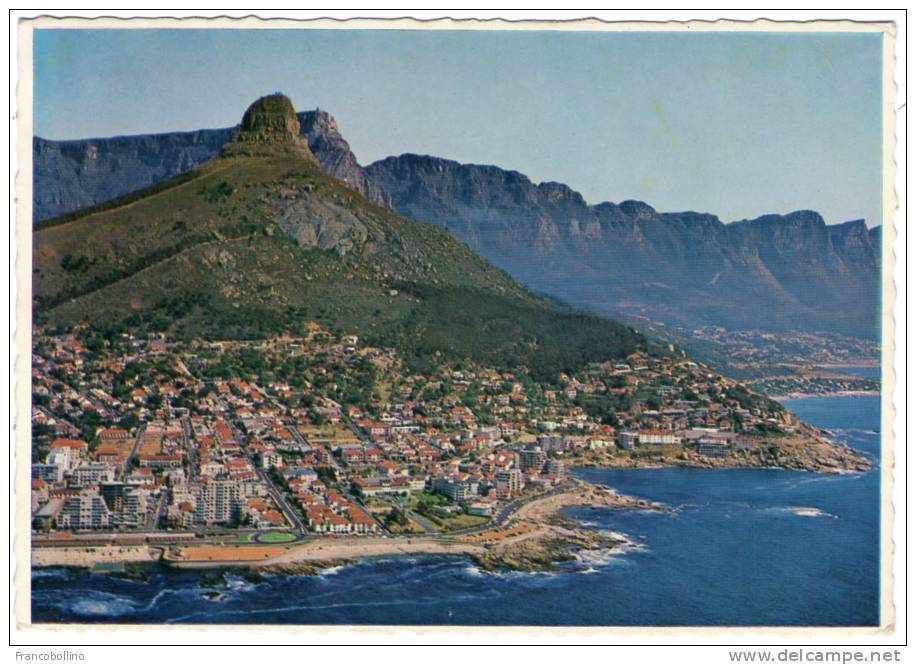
617, 431, 638, 450
735, 436, 761, 450
98, 428, 131, 442
95, 445, 125, 464
32, 463, 64, 482
33, 497, 66, 531
56, 491, 112, 529
50, 438, 89, 461
138, 453, 183, 469
518, 447, 546, 472
260, 450, 283, 469
431, 475, 478, 503
637, 430, 681, 446
468, 502, 493, 517
697, 439, 730, 457
69, 463, 115, 487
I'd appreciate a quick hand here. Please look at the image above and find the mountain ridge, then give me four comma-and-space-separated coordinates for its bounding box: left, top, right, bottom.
366, 153, 879, 339
33, 96, 644, 379
33, 109, 881, 341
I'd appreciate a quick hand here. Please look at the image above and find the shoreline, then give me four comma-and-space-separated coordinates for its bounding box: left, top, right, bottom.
31, 423, 870, 574
772, 389, 880, 401
32, 481, 665, 573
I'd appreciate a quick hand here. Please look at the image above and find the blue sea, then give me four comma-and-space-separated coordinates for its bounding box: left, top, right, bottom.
31, 395, 881, 626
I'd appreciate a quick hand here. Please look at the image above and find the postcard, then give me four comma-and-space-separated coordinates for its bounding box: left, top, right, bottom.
12, 13, 900, 645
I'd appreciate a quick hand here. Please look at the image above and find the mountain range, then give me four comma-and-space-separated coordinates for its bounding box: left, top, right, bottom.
33, 94, 643, 379
33, 104, 881, 342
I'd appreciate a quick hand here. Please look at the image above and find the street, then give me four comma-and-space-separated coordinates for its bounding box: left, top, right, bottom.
229, 420, 308, 536
120, 424, 146, 480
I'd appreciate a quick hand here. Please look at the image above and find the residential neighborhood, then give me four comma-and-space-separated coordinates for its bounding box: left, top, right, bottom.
31, 324, 800, 540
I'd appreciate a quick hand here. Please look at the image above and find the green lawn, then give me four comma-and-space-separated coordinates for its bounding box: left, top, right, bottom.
438, 514, 490, 531
386, 517, 426, 534
259, 531, 296, 543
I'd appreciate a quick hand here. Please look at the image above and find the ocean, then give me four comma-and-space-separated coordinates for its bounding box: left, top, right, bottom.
31, 395, 881, 626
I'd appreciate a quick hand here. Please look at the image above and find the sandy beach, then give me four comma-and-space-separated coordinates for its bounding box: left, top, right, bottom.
31, 545, 161, 567
265, 537, 485, 566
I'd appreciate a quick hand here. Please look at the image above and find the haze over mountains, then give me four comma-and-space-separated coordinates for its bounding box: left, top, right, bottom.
33, 105, 881, 342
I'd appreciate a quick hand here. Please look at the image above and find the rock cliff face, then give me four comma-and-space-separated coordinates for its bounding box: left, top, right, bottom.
366, 154, 881, 339
33, 127, 233, 223
298, 111, 389, 206
221, 94, 316, 161
32, 115, 881, 339
33, 108, 377, 222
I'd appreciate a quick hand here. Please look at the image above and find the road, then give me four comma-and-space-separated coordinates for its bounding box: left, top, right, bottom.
405, 508, 440, 534
229, 420, 307, 536
145, 488, 169, 530
386, 495, 440, 534
120, 424, 146, 480
438, 482, 577, 537
34, 482, 580, 548
180, 417, 199, 479
260, 466, 307, 535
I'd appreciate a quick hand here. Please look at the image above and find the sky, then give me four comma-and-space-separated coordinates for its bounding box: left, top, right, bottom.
33, 28, 884, 226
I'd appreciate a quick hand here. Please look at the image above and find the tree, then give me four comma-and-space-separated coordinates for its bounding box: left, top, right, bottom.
384, 507, 409, 529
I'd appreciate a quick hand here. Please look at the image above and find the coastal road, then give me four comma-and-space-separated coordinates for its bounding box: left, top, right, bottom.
444, 482, 577, 537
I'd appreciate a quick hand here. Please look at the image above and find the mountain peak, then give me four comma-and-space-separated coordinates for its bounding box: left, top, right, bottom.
619, 200, 657, 219
222, 93, 317, 161
299, 108, 340, 136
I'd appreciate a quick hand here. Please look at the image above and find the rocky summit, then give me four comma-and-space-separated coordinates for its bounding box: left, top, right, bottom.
222, 94, 317, 162
32, 94, 643, 378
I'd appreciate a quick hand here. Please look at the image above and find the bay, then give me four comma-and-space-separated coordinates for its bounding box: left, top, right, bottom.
32, 395, 880, 626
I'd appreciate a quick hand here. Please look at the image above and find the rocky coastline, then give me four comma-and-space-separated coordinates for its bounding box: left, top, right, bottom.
31, 429, 868, 576
32, 481, 666, 575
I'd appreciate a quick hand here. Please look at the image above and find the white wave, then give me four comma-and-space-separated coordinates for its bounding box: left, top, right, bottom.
167, 593, 481, 622
318, 564, 344, 577
222, 573, 261, 592
68, 593, 136, 617
139, 587, 194, 612
576, 520, 602, 529
502, 568, 560, 579
598, 529, 634, 544
31, 568, 70, 580
768, 506, 839, 519
793, 507, 838, 518
573, 535, 646, 571
463, 564, 484, 576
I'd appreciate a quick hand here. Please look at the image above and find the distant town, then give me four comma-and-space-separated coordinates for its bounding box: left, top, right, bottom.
30, 324, 850, 542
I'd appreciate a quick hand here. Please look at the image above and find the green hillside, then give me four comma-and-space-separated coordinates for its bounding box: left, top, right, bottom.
33, 95, 643, 378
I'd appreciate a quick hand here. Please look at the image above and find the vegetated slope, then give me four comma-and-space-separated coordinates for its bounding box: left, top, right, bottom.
33, 109, 386, 224
33, 96, 643, 379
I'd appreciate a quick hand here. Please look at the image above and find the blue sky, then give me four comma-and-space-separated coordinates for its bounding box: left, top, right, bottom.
33, 28, 884, 226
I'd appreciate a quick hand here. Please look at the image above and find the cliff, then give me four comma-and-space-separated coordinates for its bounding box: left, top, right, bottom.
33, 115, 881, 340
